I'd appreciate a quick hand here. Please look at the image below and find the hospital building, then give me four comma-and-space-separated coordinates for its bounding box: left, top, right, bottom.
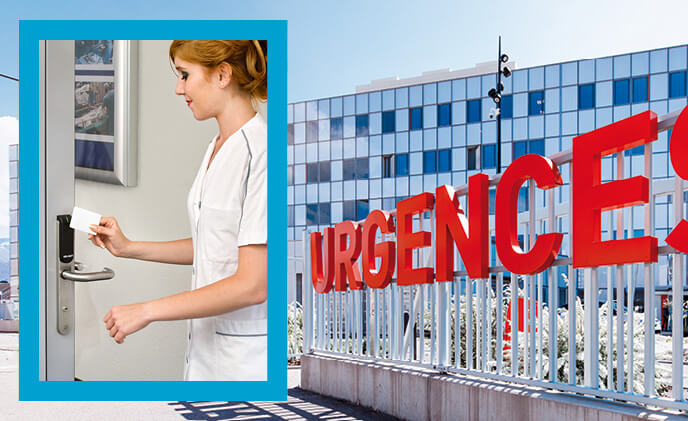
286, 44, 688, 307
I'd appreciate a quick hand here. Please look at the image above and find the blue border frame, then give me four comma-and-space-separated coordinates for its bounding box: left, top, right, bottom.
19, 20, 287, 401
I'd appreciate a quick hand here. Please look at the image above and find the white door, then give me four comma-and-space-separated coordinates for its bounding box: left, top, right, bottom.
40, 40, 116, 381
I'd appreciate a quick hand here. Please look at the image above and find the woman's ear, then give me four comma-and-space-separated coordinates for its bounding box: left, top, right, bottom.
217, 62, 232, 89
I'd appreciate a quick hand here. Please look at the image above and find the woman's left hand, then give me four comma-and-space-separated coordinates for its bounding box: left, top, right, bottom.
103, 303, 153, 344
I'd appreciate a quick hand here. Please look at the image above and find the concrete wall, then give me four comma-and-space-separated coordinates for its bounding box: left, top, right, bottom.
302, 354, 687, 421
74, 40, 217, 380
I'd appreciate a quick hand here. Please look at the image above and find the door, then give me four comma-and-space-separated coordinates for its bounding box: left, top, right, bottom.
40, 40, 115, 381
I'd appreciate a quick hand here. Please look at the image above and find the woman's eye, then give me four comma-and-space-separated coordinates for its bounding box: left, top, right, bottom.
181, 71, 189, 81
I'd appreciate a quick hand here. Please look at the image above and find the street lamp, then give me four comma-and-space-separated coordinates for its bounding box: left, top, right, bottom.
490, 36, 511, 173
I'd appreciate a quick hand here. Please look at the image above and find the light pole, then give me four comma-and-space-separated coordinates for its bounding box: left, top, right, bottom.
488, 36, 511, 173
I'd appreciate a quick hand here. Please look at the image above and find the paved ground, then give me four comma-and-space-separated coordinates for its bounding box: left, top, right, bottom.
0, 333, 398, 420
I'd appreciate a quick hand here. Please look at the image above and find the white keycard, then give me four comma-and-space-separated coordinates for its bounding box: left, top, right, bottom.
70, 206, 101, 235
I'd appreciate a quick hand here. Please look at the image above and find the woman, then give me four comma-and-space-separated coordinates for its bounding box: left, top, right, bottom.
88, 40, 268, 381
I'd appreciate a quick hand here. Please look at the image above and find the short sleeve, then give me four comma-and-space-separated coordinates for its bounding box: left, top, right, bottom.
237, 124, 268, 246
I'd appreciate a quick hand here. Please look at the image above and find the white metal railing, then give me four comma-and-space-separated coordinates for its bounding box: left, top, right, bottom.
301, 110, 688, 412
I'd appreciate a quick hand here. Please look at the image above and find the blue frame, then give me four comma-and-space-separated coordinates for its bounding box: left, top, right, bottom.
19, 20, 287, 401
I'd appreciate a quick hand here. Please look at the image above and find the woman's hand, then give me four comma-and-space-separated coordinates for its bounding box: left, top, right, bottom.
88, 216, 132, 258
103, 302, 153, 344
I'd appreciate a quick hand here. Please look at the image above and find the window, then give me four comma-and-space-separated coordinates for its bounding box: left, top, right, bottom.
467, 99, 481, 123
343, 158, 356, 180
356, 200, 370, 220
624, 145, 644, 156
330, 117, 343, 139
437, 103, 452, 127
528, 91, 545, 115
500, 95, 513, 119
307, 163, 319, 183
518, 187, 529, 212
529, 139, 544, 156
319, 161, 331, 182
395, 153, 409, 176
613, 79, 630, 105
669, 71, 687, 98
513, 140, 528, 160
423, 150, 437, 174
482, 144, 496, 169
288, 205, 295, 226
288, 123, 294, 145
306, 204, 318, 225
356, 114, 369, 136
467, 146, 478, 170
513, 139, 544, 160
382, 111, 396, 133
319, 203, 331, 225
356, 157, 369, 179
306, 121, 318, 143
410, 107, 423, 130
383, 154, 393, 178
287, 166, 294, 185
343, 200, 356, 221
307, 162, 331, 183
438, 148, 452, 172
578, 84, 595, 109
632, 76, 648, 103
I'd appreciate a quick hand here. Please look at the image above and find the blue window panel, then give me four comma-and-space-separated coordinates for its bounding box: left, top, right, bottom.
423, 83, 437, 104
614, 79, 630, 105
356, 157, 369, 179
578, 84, 595, 109
343, 96, 355, 115
306, 204, 318, 225
633, 76, 648, 102
438, 149, 452, 173
423, 150, 437, 174
342, 159, 356, 180
319, 203, 331, 225
356, 200, 369, 220
319, 161, 331, 182
500, 95, 513, 119
355, 114, 369, 136
467, 99, 481, 123
482, 144, 496, 169
410, 107, 423, 130
529, 139, 545, 156
382, 89, 395, 111
382, 111, 396, 133
288, 124, 294, 145
518, 187, 529, 212
396, 87, 408, 108
343, 200, 356, 221
513, 141, 528, 160
437, 103, 452, 127
395, 153, 409, 176
306, 121, 318, 142
613, 55, 630, 79
330, 97, 343, 118
624, 145, 644, 156
528, 91, 545, 115
669, 71, 687, 98
306, 163, 318, 183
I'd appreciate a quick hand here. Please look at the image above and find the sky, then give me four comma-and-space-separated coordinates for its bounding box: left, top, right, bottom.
0, 0, 686, 236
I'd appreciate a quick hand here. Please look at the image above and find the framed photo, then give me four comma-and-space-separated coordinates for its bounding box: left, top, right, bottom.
74, 40, 138, 186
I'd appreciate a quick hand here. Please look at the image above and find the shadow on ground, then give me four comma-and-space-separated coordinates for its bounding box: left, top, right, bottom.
169, 387, 400, 420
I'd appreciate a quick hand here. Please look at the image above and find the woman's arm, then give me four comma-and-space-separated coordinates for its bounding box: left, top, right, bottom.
90, 216, 193, 265
104, 244, 267, 343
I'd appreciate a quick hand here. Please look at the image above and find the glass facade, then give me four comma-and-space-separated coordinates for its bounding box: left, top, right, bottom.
286, 45, 688, 300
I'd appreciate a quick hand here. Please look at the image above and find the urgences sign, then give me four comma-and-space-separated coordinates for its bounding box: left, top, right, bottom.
309, 108, 688, 294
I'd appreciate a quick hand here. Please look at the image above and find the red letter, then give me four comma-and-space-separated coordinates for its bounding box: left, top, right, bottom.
572, 110, 658, 267
310, 228, 335, 293
666, 106, 688, 253
362, 210, 396, 289
397, 193, 435, 285
495, 154, 563, 275
435, 174, 489, 281
333, 221, 363, 291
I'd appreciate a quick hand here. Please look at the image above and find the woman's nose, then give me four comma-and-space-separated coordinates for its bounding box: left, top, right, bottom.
175, 79, 184, 95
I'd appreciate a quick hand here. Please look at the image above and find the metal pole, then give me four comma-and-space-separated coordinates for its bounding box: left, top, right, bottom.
496, 36, 502, 174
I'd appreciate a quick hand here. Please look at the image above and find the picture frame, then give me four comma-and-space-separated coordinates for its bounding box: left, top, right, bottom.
74, 39, 138, 187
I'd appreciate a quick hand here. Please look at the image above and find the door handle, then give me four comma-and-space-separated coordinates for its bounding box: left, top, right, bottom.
61, 267, 115, 282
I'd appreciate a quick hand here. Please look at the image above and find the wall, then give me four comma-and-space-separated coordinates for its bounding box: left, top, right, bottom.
302, 354, 687, 421
74, 40, 216, 380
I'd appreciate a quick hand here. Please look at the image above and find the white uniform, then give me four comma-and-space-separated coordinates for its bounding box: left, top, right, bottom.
184, 113, 268, 381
